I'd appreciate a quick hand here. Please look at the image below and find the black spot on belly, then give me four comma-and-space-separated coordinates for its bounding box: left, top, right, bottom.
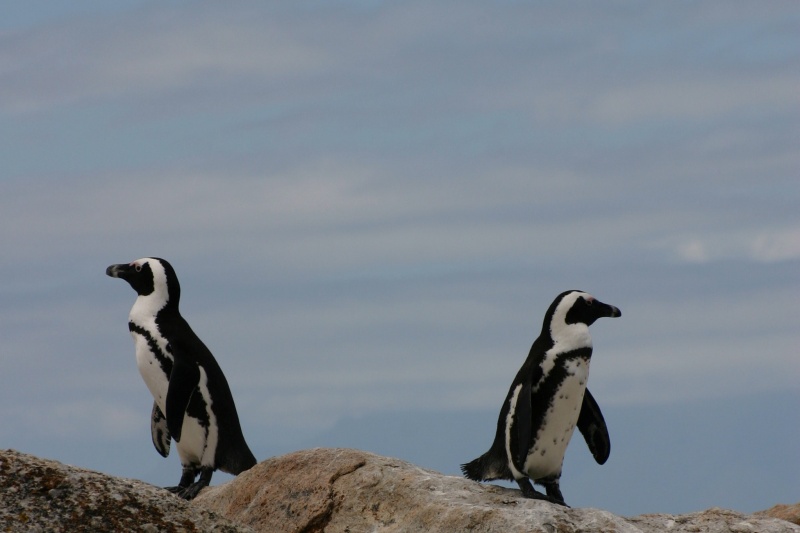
527, 347, 592, 452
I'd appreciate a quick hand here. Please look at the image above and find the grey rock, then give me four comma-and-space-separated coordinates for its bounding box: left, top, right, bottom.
757, 503, 800, 526
193, 448, 800, 533
0, 449, 253, 533
3, 447, 797, 533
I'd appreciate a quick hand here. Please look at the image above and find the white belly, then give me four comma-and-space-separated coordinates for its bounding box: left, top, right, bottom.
130, 327, 216, 466
175, 413, 207, 465
523, 358, 589, 480
132, 329, 171, 406
181, 366, 218, 467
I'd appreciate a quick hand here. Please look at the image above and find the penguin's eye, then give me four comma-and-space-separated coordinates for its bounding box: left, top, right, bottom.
135, 264, 142, 272
585, 298, 593, 306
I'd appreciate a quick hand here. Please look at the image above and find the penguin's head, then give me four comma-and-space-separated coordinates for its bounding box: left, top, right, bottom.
106, 257, 180, 305
544, 290, 621, 345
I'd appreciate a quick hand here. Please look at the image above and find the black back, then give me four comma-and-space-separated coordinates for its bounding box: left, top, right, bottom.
158, 308, 256, 474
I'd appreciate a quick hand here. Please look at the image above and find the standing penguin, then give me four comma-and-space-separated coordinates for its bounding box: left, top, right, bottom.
461, 290, 620, 506
106, 257, 257, 499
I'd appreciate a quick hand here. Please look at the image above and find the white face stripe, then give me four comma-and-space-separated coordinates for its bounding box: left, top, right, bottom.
549, 291, 593, 353
128, 257, 171, 318
550, 291, 590, 330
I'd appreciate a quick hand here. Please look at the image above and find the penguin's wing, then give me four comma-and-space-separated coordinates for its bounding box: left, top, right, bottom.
514, 380, 533, 469
150, 401, 171, 458
165, 349, 200, 443
577, 388, 610, 464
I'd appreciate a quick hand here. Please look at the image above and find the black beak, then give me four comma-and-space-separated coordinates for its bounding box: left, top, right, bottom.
601, 302, 622, 318
106, 263, 130, 278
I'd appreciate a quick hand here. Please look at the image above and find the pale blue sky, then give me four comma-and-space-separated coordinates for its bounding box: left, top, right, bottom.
1, 1, 798, 515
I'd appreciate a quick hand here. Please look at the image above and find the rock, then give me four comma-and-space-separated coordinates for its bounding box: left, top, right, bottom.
193, 447, 800, 533
757, 503, 800, 526
628, 508, 800, 532
0, 449, 253, 533
2, 447, 797, 533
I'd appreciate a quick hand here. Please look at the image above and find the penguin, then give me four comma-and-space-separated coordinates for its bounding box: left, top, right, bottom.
106, 257, 257, 500
461, 290, 620, 506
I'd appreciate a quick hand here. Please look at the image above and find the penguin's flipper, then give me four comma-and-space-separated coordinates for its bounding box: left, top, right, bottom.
514, 380, 533, 469
151, 401, 171, 458
165, 354, 200, 443
577, 388, 610, 465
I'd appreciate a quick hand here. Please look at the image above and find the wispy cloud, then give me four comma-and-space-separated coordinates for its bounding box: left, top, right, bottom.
667, 227, 800, 264
0, 4, 797, 504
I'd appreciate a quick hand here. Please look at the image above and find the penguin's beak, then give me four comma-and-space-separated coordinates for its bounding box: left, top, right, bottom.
601, 302, 621, 318
106, 263, 130, 279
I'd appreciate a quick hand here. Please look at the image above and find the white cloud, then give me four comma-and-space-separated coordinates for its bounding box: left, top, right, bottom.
0, 5, 333, 114
2, 0, 795, 131
750, 228, 800, 262
0, 161, 645, 272
593, 75, 800, 124
594, 332, 799, 406
669, 227, 800, 264
676, 239, 711, 264
0, 401, 142, 440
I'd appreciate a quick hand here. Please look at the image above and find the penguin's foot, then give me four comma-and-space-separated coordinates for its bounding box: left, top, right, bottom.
516, 479, 569, 507
164, 465, 213, 500
543, 481, 567, 507
163, 478, 209, 499
175, 480, 208, 500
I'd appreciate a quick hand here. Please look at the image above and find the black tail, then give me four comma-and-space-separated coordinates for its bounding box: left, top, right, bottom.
218, 440, 257, 476
461, 448, 511, 482
461, 455, 487, 481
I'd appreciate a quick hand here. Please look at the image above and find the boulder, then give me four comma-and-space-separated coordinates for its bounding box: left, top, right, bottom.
757, 503, 800, 526
193, 447, 799, 533
2, 447, 797, 533
0, 449, 252, 532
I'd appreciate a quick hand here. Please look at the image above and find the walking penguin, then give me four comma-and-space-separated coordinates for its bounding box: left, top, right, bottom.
461, 290, 620, 506
106, 257, 257, 499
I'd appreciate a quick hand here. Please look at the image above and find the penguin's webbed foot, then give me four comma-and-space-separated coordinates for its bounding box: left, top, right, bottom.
164, 464, 212, 500
543, 480, 568, 507
172, 466, 213, 500
163, 482, 206, 500
516, 479, 569, 507
174, 480, 208, 500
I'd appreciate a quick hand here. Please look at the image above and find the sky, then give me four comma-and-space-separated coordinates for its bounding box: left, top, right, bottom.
1, 0, 798, 517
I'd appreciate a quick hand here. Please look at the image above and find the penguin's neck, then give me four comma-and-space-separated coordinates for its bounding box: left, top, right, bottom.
130, 291, 173, 323
549, 322, 592, 354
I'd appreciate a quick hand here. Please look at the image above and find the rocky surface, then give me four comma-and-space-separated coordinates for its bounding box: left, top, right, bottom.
757, 503, 800, 526
0, 449, 252, 533
194, 447, 799, 533
2, 447, 797, 533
